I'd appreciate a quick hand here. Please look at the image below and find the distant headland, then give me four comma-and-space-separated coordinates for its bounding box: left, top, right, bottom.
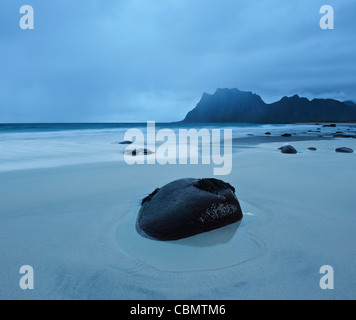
182, 88, 356, 124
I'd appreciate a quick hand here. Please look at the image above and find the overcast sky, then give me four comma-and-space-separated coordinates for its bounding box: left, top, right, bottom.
0, 0, 355, 122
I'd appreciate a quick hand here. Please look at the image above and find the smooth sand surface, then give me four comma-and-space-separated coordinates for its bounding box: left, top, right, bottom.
1, 138, 356, 299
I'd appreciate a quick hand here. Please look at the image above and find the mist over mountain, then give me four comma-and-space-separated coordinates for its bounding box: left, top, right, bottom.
182, 89, 356, 123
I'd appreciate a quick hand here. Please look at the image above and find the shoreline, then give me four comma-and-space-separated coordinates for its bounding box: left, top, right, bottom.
1, 126, 354, 173
0, 135, 343, 174
0, 135, 352, 174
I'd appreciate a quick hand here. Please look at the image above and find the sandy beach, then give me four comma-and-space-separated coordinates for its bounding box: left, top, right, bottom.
1, 128, 356, 300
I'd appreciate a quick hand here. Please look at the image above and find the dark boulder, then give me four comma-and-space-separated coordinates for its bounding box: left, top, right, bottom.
335, 147, 354, 153
322, 124, 337, 128
281, 133, 292, 137
308, 147, 317, 151
265, 132, 271, 135
279, 145, 297, 154
137, 178, 243, 241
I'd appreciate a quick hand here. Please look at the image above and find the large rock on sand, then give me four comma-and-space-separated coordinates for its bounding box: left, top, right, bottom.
137, 178, 243, 241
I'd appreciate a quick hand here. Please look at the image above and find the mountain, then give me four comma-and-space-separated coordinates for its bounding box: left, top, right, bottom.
343, 100, 356, 107
182, 88, 356, 123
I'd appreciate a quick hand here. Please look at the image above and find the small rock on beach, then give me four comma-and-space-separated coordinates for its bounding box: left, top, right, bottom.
125, 148, 154, 156
335, 147, 354, 153
279, 145, 298, 154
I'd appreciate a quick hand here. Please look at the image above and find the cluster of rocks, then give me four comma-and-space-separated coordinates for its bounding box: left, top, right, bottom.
276, 124, 355, 154
279, 145, 354, 154
274, 124, 356, 140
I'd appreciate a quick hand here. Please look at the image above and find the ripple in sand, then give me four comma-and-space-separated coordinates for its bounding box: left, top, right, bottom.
115, 201, 262, 272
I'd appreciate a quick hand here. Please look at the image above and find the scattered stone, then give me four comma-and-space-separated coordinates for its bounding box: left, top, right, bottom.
281, 134, 292, 137
333, 133, 356, 138
119, 140, 133, 145
137, 178, 243, 241
125, 148, 154, 156
279, 145, 298, 154
335, 147, 354, 153
265, 132, 271, 135
308, 147, 317, 151
322, 124, 337, 128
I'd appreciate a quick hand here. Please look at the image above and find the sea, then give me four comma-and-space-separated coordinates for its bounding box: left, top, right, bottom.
0, 122, 336, 172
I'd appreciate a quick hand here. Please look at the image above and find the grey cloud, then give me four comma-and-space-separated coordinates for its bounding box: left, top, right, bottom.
0, 0, 355, 122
